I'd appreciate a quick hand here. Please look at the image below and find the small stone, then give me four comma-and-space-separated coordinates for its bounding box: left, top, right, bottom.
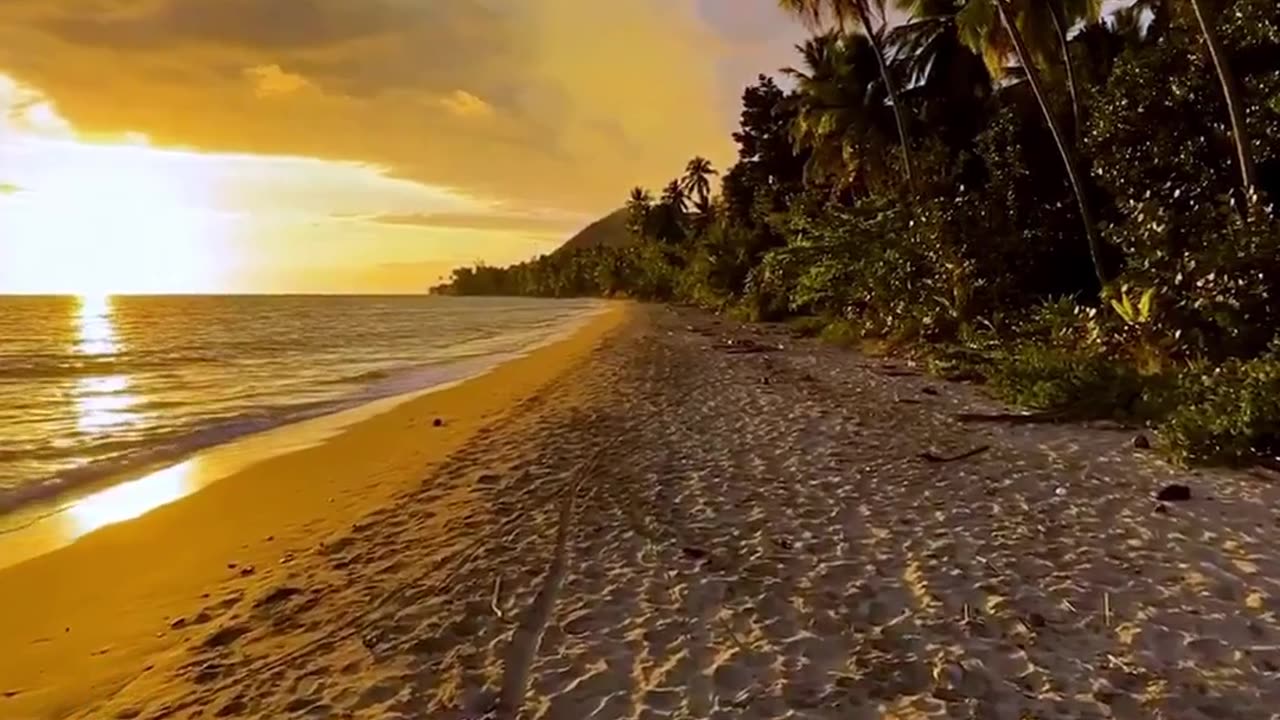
1156, 484, 1192, 502
238, 565, 256, 577
226, 562, 238, 570
921, 387, 940, 396
169, 617, 187, 630
256, 585, 303, 608
1133, 434, 1151, 449
202, 624, 250, 649
1154, 503, 1169, 515
681, 546, 708, 560
1055, 487, 1067, 497
264, 535, 274, 542
433, 418, 445, 427
114, 708, 142, 719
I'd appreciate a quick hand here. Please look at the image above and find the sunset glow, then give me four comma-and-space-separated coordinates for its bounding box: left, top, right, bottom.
0, 1, 805, 293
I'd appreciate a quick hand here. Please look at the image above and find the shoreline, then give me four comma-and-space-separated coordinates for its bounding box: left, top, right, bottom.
0, 304, 610, 571
0, 303, 627, 720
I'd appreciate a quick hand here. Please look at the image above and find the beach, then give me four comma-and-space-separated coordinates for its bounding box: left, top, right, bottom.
0, 303, 625, 720
5, 303, 1280, 719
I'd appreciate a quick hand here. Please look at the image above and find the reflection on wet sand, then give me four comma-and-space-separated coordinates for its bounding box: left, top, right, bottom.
67, 461, 195, 537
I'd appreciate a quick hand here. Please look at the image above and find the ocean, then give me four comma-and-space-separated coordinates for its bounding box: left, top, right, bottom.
0, 295, 603, 521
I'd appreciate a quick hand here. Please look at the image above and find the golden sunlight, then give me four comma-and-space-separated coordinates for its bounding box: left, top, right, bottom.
66, 461, 195, 537
1, 145, 227, 294
1, 74, 228, 294
76, 293, 117, 356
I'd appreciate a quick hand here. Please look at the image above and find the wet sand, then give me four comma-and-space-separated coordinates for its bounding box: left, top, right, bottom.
6, 303, 1280, 719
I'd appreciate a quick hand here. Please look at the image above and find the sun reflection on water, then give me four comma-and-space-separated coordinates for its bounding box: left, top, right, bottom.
66, 460, 195, 537
76, 294, 118, 357
72, 294, 143, 434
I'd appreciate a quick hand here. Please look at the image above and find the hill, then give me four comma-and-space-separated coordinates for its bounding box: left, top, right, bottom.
556, 208, 631, 253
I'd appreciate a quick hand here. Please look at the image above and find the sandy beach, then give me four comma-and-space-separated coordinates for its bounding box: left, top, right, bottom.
6, 303, 1280, 719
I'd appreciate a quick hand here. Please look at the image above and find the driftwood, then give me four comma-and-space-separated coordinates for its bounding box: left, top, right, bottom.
919, 445, 991, 463
953, 411, 1066, 425
711, 338, 782, 355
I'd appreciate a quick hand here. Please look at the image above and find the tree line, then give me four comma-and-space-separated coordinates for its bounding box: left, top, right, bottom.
435, 0, 1280, 465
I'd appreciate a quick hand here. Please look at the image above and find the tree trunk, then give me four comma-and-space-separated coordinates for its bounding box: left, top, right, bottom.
1046, 1, 1082, 141
853, 0, 916, 191
995, 0, 1107, 288
1190, 0, 1258, 200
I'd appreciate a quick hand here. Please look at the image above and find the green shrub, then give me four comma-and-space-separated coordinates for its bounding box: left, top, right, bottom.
818, 319, 863, 347
1160, 354, 1280, 464
787, 315, 829, 338
989, 345, 1147, 418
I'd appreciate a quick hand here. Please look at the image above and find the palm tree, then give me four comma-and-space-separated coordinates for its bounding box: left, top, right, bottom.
681, 157, 718, 206
1044, 0, 1102, 139
785, 32, 897, 192
660, 180, 688, 214
1188, 0, 1257, 200
625, 186, 653, 237
956, 0, 1108, 287
778, 0, 916, 189
888, 0, 992, 142
654, 181, 689, 244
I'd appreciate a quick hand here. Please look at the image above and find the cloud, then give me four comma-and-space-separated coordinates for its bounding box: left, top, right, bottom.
439, 90, 494, 119
245, 64, 311, 98
0, 0, 801, 218
367, 210, 587, 235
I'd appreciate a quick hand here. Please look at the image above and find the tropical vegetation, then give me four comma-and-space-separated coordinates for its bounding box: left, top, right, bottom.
434, 0, 1280, 466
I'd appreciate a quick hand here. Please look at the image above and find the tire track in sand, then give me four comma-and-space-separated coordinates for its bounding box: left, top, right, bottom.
494, 436, 615, 719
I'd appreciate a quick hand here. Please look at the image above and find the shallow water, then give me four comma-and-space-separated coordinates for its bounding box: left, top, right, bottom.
0, 294, 602, 519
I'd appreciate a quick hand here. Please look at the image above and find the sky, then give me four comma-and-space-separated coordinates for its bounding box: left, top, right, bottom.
0, 0, 808, 294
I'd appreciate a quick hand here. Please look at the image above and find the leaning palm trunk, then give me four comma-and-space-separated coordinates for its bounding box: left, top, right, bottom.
1189, 0, 1257, 200
995, 0, 1107, 287
1046, 1, 1082, 140
853, 0, 917, 190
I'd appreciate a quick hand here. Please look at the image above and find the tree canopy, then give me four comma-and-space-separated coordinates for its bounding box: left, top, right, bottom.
434, 0, 1280, 464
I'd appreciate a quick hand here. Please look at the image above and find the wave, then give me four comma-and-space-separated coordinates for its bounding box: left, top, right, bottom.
0, 299, 607, 519
0, 352, 224, 380
0, 353, 519, 516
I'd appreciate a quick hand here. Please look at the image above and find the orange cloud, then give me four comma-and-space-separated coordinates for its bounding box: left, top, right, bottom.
0, 0, 758, 216
368, 210, 587, 234
245, 64, 311, 98
439, 90, 494, 119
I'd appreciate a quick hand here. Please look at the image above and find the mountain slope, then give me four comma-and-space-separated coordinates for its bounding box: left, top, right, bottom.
556, 209, 631, 253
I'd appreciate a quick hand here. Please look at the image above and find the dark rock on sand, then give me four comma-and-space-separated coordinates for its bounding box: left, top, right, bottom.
202, 624, 250, 649
1133, 434, 1151, 449
255, 586, 303, 609
1156, 484, 1192, 502
433, 418, 445, 427
681, 546, 708, 561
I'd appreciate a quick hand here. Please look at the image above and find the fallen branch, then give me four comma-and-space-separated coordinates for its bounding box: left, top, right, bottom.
919, 445, 991, 463
953, 411, 1065, 425
491, 576, 515, 625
